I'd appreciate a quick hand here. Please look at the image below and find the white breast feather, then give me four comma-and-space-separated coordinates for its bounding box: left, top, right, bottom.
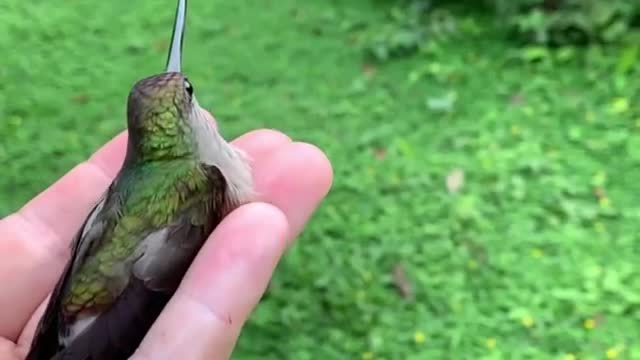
189, 98, 254, 205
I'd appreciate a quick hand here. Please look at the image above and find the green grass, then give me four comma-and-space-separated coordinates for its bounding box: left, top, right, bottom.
3, 0, 640, 359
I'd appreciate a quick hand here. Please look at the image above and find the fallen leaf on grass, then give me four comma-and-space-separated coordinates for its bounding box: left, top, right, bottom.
509, 93, 524, 106
373, 147, 386, 160
71, 93, 90, 104
446, 168, 464, 193
392, 263, 413, 301
153, 39, 170, 53
362, 63, 377, 77
593, 187, 607, 200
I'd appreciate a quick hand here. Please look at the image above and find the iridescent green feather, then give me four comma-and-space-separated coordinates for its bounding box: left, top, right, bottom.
62, 159, 210, 313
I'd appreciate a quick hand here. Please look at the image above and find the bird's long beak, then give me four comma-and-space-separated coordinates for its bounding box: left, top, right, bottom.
166, 0, 187, 73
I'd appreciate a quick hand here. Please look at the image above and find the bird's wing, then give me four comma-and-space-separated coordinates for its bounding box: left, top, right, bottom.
27, 163, 229, 360
25, 189, 111, 360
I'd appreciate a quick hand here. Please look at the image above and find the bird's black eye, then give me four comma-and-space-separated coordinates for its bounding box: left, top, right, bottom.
184, 78, 194, 97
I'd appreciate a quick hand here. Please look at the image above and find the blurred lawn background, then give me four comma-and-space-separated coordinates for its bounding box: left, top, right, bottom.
2, 0, 640, 358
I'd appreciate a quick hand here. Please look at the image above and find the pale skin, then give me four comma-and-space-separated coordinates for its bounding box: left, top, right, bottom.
0, 112, 333, 359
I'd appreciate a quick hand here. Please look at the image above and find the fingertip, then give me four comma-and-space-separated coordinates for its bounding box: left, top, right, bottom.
231, 129, 292, 159
290, 141, 334, 195
252, 141, 333, 240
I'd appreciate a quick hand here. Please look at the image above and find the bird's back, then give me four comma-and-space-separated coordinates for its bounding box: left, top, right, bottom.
27, 158, 226, 359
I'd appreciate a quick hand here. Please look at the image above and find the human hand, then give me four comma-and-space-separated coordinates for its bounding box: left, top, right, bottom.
0, 116, 333, 359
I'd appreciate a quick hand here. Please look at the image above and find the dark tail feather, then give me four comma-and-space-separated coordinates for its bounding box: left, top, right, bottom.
25, 329, 61, 360
26, 264, 71, 360
50, 278, 171, 360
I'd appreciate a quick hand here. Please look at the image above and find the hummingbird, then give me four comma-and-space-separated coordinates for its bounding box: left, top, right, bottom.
25, 0, 253, 359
